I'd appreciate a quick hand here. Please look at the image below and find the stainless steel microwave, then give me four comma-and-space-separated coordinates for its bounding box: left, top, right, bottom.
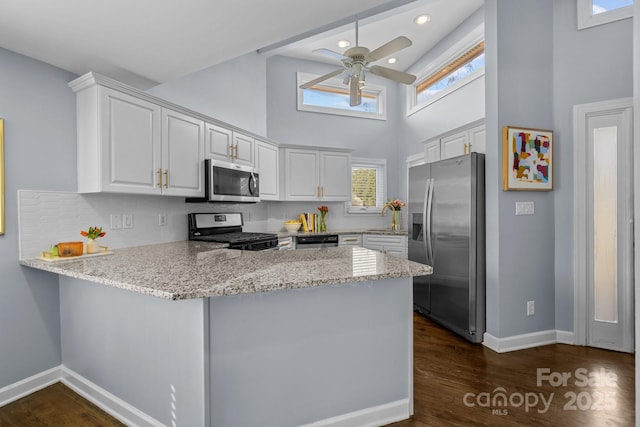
204, 158, 260, 203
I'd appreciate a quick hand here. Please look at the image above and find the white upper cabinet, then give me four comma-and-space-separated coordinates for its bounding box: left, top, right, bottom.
72, 79, 205, 197
161, 109, 205, 197
282, 148, 351, 201
205, 123, 254, 167
255, 139, 279, 200
95, 88, 161, 194
424, 121, 485, 164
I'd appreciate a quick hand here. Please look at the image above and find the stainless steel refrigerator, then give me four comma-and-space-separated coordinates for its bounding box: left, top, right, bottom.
408, 153, 485, 343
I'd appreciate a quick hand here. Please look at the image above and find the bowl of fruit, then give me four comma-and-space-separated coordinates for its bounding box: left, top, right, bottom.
284, 220, 302, 232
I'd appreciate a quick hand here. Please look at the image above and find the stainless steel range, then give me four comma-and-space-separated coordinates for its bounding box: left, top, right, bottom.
188, 213, 278, 251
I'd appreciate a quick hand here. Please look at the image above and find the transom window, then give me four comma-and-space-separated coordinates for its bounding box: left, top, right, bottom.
408, 38, 485, 115
349, 158, 387, 214
577, 0, 633, 29
297, 72, 387, 121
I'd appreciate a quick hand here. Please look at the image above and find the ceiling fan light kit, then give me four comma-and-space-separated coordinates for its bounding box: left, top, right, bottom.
299, 17, 417, 107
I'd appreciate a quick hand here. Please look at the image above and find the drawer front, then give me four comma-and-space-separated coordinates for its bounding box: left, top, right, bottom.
339, 234, 362, 247
362, 234, 407, 247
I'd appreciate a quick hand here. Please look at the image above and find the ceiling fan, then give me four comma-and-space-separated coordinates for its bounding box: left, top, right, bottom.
299, 18, 417, 107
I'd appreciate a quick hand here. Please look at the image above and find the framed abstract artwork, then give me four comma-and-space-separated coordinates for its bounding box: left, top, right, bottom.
502, 126, 553, 191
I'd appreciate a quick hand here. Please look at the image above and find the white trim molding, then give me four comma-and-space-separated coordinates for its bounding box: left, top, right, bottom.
0, 366, 162, 427
483, 330, 576, 353
573, 98, 634, 350
577, 0, 633, 30
299, 399, 411, 427
0, 366, 60, 407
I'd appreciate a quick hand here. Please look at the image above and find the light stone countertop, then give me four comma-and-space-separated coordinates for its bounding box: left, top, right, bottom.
20, 241, 432, 300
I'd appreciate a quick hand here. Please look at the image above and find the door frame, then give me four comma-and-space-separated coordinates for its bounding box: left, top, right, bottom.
573, 97, 634, 351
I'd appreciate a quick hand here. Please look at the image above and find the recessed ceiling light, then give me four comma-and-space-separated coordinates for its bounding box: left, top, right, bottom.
337, 40, 350, 48
387, 57, 397, 64
414, 14, 431, 25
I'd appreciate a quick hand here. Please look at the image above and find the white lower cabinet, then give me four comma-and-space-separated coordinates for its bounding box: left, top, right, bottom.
363, 234, 408, 259
338, 234, 362, 247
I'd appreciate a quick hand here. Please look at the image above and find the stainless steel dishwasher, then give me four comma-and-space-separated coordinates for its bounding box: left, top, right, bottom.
296, 234, 339, 248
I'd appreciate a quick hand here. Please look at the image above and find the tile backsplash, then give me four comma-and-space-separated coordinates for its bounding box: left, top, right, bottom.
18, 190, 390, 259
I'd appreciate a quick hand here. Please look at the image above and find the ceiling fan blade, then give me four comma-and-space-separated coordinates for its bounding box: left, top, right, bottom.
366, 36, 413, 62
349, 76, 361, 106
299, 68, 344, 89
312, 48, 349, 61
368, 65, 417, 85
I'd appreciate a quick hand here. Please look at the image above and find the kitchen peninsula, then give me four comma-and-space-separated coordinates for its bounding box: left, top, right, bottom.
21, 241, 431, 427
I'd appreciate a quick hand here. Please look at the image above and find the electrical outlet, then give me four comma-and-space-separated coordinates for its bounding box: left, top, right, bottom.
110, 214, 122, 230
527, 300, 535, 316
122, 214, 133, 229
158, 213, 167, 227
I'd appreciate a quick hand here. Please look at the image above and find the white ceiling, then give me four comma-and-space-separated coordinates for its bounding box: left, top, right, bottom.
0, 0, 482, 88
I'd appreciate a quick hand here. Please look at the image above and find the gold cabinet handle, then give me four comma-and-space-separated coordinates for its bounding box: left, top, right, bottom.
157, 168, 162, 188
322, 186, 325, 198
163, 169, 169, 188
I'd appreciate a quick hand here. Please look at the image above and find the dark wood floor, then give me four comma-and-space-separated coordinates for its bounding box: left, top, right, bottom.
0, 314, 634, 426
391, 314, 635, 427
0, 382, 125, 426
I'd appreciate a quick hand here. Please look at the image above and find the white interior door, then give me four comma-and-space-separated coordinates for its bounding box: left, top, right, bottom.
574, 98, 634, 353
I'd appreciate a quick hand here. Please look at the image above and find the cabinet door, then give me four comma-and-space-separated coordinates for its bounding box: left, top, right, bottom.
284, 149, 320, 200
320, 151, 351, 201
205, 123, 233, 161
100, 88, 161, 194
468, 124, 486, 154
233, 132, 254, 166
255, 140, 279, 200
424, 140, 441, 164
441, 131, 467, 160
162, 109, 205, 197
363, 235, 408, 259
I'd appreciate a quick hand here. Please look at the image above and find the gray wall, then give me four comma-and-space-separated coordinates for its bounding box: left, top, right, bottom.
485, 0, 633, 338
266, 55, 404, 198
0, 48, 77, 388
551, 0, 633, 332
485, 0, 556, 338
147, 52, 268, 136
400, 7, 485, 153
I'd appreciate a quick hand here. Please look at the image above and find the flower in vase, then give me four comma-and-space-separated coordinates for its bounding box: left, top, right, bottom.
381, 199, 405, 215
80, 226, 106, 240
318, 205, 329, 214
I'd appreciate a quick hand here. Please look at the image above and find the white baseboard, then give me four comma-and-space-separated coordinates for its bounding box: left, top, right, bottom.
483, 329, 558, 353
0, 365, 161, 427
299, 399, 410, 427
0, 366, 61, 407
60, 366, 163, 427
555, 330, 575, 345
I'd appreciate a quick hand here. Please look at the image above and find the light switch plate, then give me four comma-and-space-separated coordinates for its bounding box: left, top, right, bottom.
122, 214, 133, 229
515, 201, 534, 215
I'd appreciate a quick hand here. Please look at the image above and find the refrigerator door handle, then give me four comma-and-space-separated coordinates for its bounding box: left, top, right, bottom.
422, 180, 429, 263
425, 178, 434, 265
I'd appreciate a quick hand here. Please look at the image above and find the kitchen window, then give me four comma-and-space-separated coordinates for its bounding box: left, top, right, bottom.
408, 40, 485, 115
297, 72, 387, 121
577, 0, 633, 29
349, 158, 386, 214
